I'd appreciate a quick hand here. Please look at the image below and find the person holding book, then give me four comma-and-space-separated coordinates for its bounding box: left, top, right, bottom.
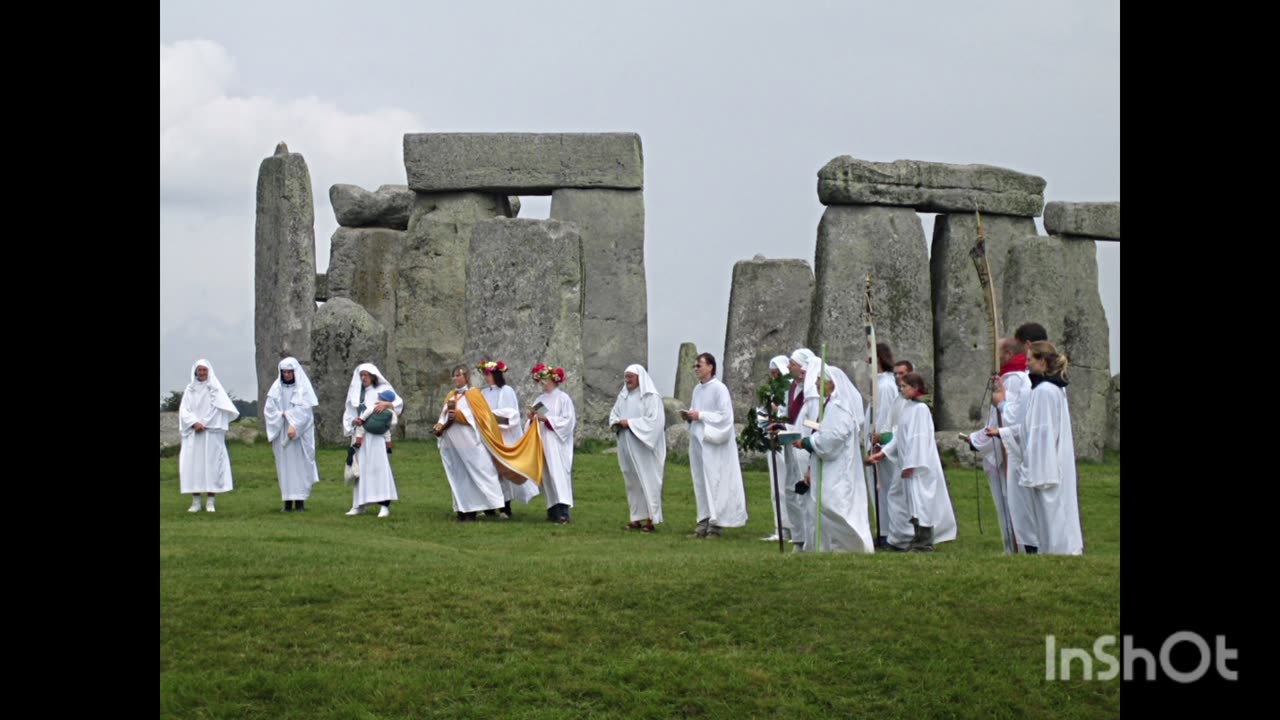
790, 359, 875, 553
530, 364, 576, 524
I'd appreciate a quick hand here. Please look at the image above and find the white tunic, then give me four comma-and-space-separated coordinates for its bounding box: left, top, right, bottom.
263, 358, 320, 501
343, 364, 403, 506
609, 373, 666, 524
882, 401, 958, 543
688, 379, 748, 528
535, 387, 576, 509
999, 380, 1084, 555
178, 359, 239, 495
967, 369, 1032, 552
438, 387, 505, 513
803, 380, 875, 553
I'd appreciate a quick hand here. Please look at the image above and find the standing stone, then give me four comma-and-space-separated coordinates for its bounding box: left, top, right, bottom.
818, 157, 1046, 217
1044, 202, 1120, 241
1001, 235, 1111, 461
722, 255, 814, 420
397, 192, 509, 438
663, 396, 688, 428
315, 273, 328, 302
404, 133, 644, 193
810, 206, 934, 402
674, 342, 699, 404
309, 298, 389, 445
325, 227, 408, 344
255, 143, 316, 417
1106, 374, 1120, 452
930, 213, 1037, 430
550, 189, 647, 438
464, 218, 585, 440
329, 184, 415, 230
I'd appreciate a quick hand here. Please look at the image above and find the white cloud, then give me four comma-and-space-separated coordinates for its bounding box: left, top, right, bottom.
160, 39, 422, 210
160, 39, 424, 396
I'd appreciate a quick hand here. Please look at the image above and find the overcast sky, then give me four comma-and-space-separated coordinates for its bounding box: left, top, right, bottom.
160, 0, 1119, 401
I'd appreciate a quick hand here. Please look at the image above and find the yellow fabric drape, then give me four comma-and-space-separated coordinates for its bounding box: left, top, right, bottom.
453, 388, 544, 486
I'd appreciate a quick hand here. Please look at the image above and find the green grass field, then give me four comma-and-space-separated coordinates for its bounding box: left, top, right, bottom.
160, 441, 1120, 719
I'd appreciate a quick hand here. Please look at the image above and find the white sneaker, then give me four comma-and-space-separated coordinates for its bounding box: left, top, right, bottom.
377, 505, 391, 518
761, 534, 780, 542
346, 506, 363, 516
205, 500, 216, 513
188, 503, 201, 513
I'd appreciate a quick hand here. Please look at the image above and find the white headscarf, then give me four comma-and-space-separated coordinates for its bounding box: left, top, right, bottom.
184, 358, 238, 415
803, 356, 829, 400
623, 364, 660, 398
790, 348, 815, 368
769, 355, 790, 375
824, 365, 859, 414
267, 357, 319, 408
346, 362, 395, 407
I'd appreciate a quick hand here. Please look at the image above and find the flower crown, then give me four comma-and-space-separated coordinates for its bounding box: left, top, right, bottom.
477, 360, 508, 374
531, 363, 566, 383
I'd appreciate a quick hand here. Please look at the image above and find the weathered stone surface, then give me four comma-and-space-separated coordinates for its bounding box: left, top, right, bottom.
810, 206, 934, 404
1107, 373, 1120, 452
325, 228, 407, 342
666, 423, 690, 459
398, 192, 510, 437
404, 133, 644, 193
935, 430, 982, 470
1001, 235, 1111, 461
505, 196, 521, 217
930, 213, 1037, 431
663, 396, 688, 429
310, 298, 389, 445
160, 412, 181, 453
818, 157, 1046, 217
464, 218, 585, 440
255, 146, 316, 417
674, 343, 699, 404
723, 255, 814, 420
330, 184, 414, 230
1044, 202, 1120, 240
550, 189, 647, 439
315, 273, 328, 302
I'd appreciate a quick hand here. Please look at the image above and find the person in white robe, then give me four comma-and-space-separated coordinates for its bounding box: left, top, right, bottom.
864, 342, 903, 548
793, 361, 875, 553
759, 355, 793, 542
436, 364, 505, 522
609, 364, 666, 532
869, 372, 957, 551
964, 337, 1033, 553
263, 357, 320, 512
342, 363, 403, 518
477, 360, 540, 519
683, 353, 748, 538
529, 364, 576, 524
990, 341, 1083, 555
179, 358, 240, 513
782, 348, 815, 548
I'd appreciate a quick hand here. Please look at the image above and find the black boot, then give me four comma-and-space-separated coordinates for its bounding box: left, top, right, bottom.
1024, 545, 1038, 555
282, 500, 294, 513
295, 500, 305, 513
501, 501, 513, 519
